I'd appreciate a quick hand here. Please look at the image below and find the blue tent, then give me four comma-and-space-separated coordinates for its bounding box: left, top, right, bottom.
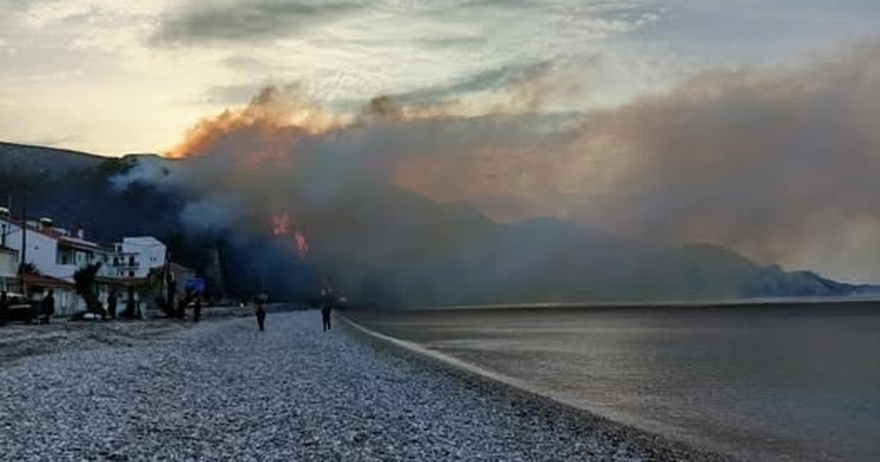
184, 278, 205, 294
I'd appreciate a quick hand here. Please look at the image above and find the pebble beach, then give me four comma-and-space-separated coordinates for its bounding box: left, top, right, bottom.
0, 310, 727, 461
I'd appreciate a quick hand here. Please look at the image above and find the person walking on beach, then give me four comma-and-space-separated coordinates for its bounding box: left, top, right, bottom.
321, 298, 332, 331
40, 290, 55, 325
193, 295, 202, 323
255, 295, 267, 331
0, 290, 8, 323
107, 288, 118, 320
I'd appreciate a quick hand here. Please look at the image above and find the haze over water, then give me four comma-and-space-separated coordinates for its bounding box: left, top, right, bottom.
350, 302, 880, 461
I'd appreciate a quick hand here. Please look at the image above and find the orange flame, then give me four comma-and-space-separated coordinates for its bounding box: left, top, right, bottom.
294, 230, 309, 259
271, 212, 291, 236
271, 212, 309, 258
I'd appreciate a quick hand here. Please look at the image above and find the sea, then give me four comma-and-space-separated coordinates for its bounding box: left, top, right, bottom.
347, 300, 880, 461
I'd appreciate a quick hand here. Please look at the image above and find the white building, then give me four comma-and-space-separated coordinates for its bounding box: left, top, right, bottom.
0, 246, 18, 293
112, 237, 167, 278
0, 209, 168, 315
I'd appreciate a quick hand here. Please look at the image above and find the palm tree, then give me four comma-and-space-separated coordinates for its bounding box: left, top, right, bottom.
143, 267, 174, 317
73, 262, 104, 316
19, 262, 41, 276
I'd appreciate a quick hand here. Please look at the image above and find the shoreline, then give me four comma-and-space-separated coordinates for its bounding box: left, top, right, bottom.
2, 309, 733, 460
2, 309, 731, 460
375, 296, 880, 313
340, 314, 732, 462
3, 310, 717, 461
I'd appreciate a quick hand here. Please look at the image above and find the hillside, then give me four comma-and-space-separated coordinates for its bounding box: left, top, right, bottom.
0, 141, 865, 306
294, 187, 858, 306
0, 142, 106, 177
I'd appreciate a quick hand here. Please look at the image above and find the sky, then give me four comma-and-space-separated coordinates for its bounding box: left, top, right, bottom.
1, 0, 877, 154
1, 0, 879, 283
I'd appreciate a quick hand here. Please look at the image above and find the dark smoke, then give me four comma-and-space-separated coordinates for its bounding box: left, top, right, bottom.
116, 39, 880, 297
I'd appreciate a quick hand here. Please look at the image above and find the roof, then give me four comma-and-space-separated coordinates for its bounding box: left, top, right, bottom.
21, 273, 75, 288
95, 276, 149, 287
0, 217, 97, 245
58, 236, 107, 252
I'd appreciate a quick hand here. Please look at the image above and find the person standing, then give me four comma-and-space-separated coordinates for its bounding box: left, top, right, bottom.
0, 290, 8, 324
321, 299, 332, 332
255, 296, 267, 331
107, 288, 118, 321
40, 290, 55, 325
193, 295, 202, 323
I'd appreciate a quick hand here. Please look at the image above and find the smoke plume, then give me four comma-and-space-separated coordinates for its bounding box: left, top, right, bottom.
144, 39, 880, 284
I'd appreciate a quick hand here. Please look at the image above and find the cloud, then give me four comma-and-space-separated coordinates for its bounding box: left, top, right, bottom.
30, 134, 82, 147
204, 83, 271, 105
150, 0, 365, 46
391, 61, 557, 103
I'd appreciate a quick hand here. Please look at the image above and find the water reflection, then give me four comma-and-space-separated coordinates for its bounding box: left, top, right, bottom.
350, 304, 880, 461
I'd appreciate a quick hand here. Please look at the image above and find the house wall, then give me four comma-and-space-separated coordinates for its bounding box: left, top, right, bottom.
0, 248, 17, 278
122, 237, 166, 278
0, 219, 65, 279
55, 288, 81, 316
0, 248, 18, 293
24, 285, 80, 316
22, 231, 58, 277
2, 217, 165, 315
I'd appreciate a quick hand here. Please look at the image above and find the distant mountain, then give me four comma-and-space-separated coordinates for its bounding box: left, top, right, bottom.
296, 187, 860, 306
0, 141, 866, 306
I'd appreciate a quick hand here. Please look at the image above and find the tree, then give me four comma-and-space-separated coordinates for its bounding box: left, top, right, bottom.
73, 262, 105, 316
148, 267, 179, 318
19, 262, 41, 276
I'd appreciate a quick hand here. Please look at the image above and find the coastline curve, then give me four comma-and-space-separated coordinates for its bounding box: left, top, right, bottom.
340, 313, 732, 462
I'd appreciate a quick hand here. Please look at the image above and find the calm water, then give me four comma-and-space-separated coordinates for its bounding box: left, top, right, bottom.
349, 302, 880, 461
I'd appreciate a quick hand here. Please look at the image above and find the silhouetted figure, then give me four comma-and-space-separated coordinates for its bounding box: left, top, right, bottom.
107, 289, 118, 320
40, 290, 55, 324
0, 290, 8, 323
321, 301, 332, 331
126, 286, 137, 319
255, 300, 267, 331
193, 296, 202, 323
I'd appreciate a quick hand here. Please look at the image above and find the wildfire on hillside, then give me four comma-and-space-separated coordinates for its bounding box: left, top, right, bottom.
272, 212, 291, 236
294, 230, 309, 259
271, 211, 309, 259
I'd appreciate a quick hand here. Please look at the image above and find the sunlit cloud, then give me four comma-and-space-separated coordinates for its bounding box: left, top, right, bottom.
150, 0, 367, 46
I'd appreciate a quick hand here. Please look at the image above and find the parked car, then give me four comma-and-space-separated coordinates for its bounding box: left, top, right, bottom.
0, 292, 39, 325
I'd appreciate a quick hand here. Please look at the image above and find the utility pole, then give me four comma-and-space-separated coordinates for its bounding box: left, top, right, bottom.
165, 247, 175, 312
0, 193, 9, 248
18, 190, 27, 295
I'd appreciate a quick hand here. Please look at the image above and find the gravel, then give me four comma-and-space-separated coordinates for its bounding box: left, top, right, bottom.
0, 310, 729, 461
0, 319, 191, 366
